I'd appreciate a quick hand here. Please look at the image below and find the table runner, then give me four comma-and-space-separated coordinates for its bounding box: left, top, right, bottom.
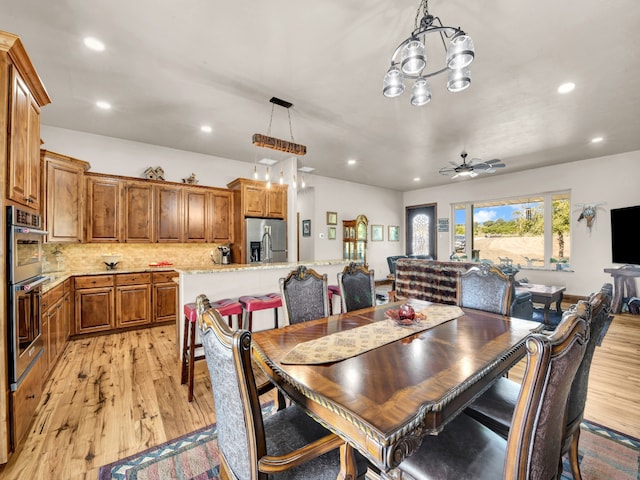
281, 304, 465, 364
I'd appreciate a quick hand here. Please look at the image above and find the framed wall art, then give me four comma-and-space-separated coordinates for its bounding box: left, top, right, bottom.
328, 226, 336, 240
388, 225, 399, 242
302, 219, 311, 237
326, 211, 338, 225
371, 224, 384, 241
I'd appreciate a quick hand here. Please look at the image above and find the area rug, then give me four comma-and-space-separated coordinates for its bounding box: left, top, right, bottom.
98, 419, 640, 480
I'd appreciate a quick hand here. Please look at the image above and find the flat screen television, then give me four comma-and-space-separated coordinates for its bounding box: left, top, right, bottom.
611, 204, 640, 265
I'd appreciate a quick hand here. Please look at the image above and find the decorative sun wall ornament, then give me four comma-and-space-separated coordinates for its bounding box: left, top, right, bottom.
576, 203, 605, 230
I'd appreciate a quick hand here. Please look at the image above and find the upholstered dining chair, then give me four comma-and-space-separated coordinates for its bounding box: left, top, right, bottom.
337, 262, 376, 312
464, 284, 613, 480
458, 264, 513, 316
392, 305, 589, 480
279, 265, 330, 325
196, 295, 368, 480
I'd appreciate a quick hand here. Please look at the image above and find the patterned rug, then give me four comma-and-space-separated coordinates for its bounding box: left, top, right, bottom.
98, 419, 640, 479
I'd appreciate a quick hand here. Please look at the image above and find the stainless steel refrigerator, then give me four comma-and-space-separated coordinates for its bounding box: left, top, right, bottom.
245, 218, 287, 263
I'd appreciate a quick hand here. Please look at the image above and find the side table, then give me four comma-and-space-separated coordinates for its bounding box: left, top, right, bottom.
604, 267, 640, 313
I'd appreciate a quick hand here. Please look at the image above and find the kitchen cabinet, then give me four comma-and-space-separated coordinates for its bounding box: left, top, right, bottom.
85, 174, 123, 242
227, 178, 287, 219
10, 353, 44, 451
42, 150, 90, 243
152, 271, 178, 323
74, 275, 115, 335
115, 273, 151, 327
155, 185, 183, 242
41, 282, 68, 377
124, 181, 154, 242
184, 187, 233, 243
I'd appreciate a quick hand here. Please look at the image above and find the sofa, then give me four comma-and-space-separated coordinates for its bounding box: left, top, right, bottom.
393, 258, 534, 320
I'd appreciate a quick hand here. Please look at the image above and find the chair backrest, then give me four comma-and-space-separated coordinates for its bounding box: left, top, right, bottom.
197, 294, 265, 480
564, 283, 613, 428
387, 255, 407, 276
338, 262, 376, 312
458, 264, 513, 316
504, 307, 589, 479
279, 265, 329, 324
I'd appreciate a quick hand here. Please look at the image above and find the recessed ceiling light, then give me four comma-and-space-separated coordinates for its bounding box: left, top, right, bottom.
557, 82, 575, 94
200, 125, 213, 133
347, 159, 357, 165
413, 177, 421, 182
298, 166, 315, 173
258, 158, 278, 165
591, 136, 604, 143
84, 37, 105, 51
95, 100, 111, 110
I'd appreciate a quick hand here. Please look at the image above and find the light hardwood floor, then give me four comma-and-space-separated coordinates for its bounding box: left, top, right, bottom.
1, 311, 639, 479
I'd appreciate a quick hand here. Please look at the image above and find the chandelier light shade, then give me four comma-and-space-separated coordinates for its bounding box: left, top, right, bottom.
383, 0, 475, 105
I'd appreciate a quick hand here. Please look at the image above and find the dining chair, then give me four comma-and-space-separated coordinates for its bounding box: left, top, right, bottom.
464, 284, 613, 480
196, 296, 368, 480
279, 265, 330, 325
392, 305, 589, 480
337, 262, 376, 312
458, 264, 513, 316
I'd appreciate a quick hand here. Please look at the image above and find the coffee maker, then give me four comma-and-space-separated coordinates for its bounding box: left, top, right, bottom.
218, 246, 231, 264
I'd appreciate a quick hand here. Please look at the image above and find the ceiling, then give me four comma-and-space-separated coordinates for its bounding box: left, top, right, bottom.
4, 0, 640, 192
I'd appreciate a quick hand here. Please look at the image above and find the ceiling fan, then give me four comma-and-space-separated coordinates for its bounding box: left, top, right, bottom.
438, 151, 506, 179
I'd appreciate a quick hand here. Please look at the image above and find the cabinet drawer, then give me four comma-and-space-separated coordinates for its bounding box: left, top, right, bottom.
115, 273, 151, 285
46, 284, 65, 305
152, 271, 177, 283
74, 275, 114, 289
11, 354, 44, 447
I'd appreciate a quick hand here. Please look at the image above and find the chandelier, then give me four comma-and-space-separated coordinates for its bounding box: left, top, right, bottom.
252, 97, 306, 156
383, 0, 475, 106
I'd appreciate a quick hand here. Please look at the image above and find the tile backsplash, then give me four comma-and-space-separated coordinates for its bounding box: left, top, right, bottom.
43, 243, 229, 272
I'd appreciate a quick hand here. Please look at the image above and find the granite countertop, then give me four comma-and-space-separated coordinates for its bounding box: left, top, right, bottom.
42, 259, 349, 291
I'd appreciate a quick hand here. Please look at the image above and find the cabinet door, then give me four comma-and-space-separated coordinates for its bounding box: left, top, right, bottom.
45, 157, 85, 242
184, 189, 208, 242
211, 190, 233, 242
75, 287, 114, 334
116, 284, 151, 327
86, 176, 122, 242
7, 71, 34, 208
266, 187, 286, 219
124, 182, 154, 242
244, 184, 266, 217
11, 355, 44, 449
155, 185, 183, 242
153, 282, 177, 323
49, 297, 65, 368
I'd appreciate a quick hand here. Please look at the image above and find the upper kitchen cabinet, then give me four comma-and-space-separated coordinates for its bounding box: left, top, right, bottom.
155, 184, 183, 243
184, 186, 233, 243
85, 173, 123, 243
227, 178, 287, 220
1, 31, 51, 212
210, 189, 233, 242
124, 180, 154, 242
42, 150, 90, 243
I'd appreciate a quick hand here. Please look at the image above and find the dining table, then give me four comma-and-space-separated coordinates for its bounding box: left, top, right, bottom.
251, 299, 543, 479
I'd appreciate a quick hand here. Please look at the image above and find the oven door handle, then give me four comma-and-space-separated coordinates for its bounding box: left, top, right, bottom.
13, 226, 48, 235
15, 276, 51, 291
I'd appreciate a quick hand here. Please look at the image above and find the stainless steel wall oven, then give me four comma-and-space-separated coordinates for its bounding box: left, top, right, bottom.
6, 206, 48, 390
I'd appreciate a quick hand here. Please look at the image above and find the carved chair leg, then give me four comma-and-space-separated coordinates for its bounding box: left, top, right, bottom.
338, 443, 358, 480
569, 430, 583, 480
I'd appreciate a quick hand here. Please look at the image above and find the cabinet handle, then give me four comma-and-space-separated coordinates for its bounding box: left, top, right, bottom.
26, 394, 35, 400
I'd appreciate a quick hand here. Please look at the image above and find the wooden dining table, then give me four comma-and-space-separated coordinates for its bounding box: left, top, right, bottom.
251, 300, 543, 478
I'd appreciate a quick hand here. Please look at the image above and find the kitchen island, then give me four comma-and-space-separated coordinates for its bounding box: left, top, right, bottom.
175, 259, 351, 359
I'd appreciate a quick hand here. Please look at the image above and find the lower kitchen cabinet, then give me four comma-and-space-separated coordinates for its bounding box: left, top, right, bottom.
152, 271, 177, 323
74, 275, 115, 335
10, 353, 44, 450
41, 281, 70, 377
115, 273, 151, 327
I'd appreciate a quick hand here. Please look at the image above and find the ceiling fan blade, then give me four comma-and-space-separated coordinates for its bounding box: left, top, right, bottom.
473, 163, 491, 170
490, 163, 506, 168
439, 167, 456, 176
485, 159, 502, 165
469, 157, 483, 165
469, 171, 479, 177
451, 173, 460, 179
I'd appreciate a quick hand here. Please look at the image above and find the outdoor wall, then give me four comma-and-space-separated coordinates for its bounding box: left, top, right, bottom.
403, 150, 640, 296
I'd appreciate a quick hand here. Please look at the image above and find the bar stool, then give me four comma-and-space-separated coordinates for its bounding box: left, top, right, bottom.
239, 293, 282, 331
328, 284, 341, 314
181, 298, 242, 402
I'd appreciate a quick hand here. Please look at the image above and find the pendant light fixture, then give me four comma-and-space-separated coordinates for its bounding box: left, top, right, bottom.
383, 0, 475, 106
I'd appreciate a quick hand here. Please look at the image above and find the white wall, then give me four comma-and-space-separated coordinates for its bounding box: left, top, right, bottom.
403, 150, 640, 296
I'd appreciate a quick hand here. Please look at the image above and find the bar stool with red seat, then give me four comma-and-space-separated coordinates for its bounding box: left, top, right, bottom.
238, 293, 282, 331
180, 297, 242, 402
328, 284, 341, 314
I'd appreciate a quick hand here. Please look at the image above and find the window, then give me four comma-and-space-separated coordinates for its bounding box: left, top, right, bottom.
452, 192, 571, 270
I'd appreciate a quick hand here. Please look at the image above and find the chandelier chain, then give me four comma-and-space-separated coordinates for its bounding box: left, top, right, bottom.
266, 103, 296, 142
